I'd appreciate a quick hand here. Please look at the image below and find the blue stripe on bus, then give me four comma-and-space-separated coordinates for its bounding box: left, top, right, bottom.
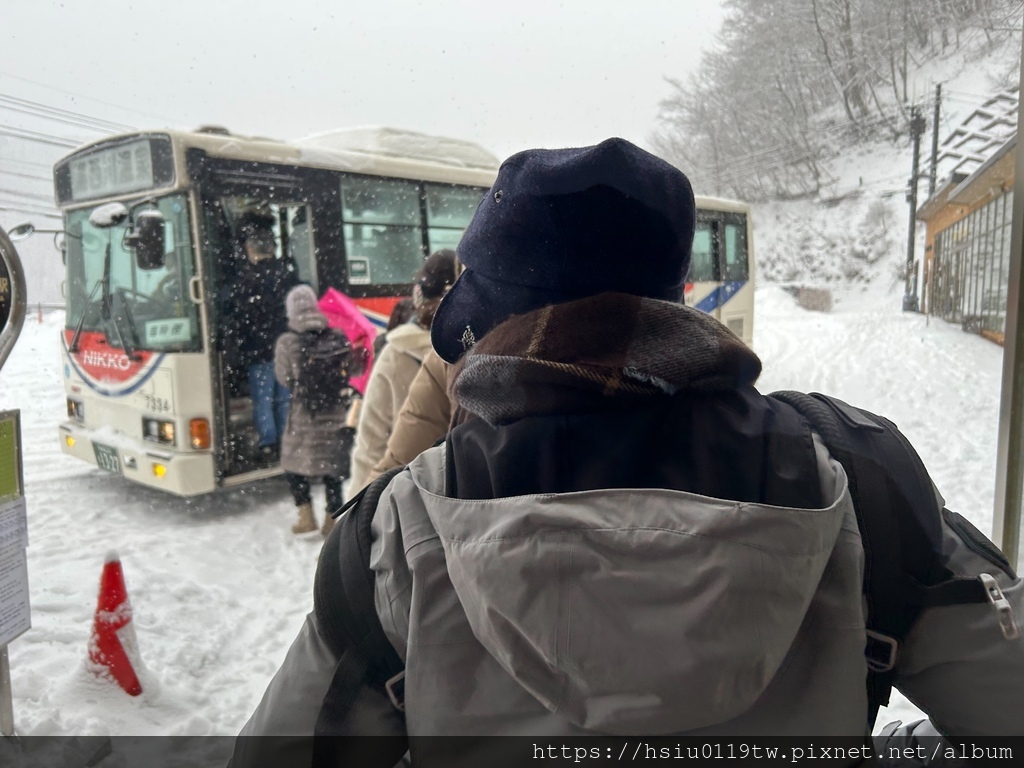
692, 281, 746, 313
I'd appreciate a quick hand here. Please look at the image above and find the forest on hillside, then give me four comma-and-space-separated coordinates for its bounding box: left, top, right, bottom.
653, 0, 1023, 200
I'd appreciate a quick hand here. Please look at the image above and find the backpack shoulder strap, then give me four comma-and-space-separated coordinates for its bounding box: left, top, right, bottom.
768, 391, 989, 725
311, 465, 409, 760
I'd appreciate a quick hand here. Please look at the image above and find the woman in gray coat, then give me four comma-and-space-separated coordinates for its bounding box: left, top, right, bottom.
274, 284, 360, 535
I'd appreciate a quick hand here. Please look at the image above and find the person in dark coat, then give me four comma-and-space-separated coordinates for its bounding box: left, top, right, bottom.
235, 139, 1024, 757
224, 210, 299, 457
275, 284, 362, 535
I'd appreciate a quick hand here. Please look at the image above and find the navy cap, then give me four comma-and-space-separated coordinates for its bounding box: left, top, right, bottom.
431, 137, 695, 363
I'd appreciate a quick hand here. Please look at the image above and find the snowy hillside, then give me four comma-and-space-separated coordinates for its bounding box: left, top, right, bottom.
748, 29, 1020, 295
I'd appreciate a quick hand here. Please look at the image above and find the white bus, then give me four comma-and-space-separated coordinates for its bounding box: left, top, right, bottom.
686, 196, 755, 347
53, 127, 499, 495
48, 127, 753, 496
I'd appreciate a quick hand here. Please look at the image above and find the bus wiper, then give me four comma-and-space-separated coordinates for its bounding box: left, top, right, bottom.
96, 230, 139, 361
114, 287, 143, 360
106, 298, 139, 362
69, 279, 104, 354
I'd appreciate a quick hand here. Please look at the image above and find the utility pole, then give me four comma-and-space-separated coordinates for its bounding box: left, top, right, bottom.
929, 83, 942, 196
904, 106, 927, 311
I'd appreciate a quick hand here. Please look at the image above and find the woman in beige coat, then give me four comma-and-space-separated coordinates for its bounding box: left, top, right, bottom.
366, 347, 452, 483
348, 250, 455, 493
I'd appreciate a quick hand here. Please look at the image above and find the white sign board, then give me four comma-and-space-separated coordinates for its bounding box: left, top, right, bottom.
0, 498, 27, 554
0, 545, 28, 649
0, 497, 28, 649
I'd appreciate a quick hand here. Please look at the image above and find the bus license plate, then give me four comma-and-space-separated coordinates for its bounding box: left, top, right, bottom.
93, 443, 122, 475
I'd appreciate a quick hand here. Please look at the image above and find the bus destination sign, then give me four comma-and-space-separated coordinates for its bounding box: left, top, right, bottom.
68, 139, 155, 202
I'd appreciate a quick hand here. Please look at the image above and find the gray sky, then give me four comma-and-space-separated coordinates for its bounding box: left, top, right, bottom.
2, 0, 725, 160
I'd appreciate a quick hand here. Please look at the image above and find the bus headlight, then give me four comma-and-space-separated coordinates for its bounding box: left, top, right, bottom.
152, 463, 167, 478
190, 418, 211, 450
143, 417, 176, 446
67, 398, 84, 422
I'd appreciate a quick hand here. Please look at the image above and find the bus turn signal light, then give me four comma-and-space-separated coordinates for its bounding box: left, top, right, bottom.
67, 398, 84, 422
190, 418, 211, 450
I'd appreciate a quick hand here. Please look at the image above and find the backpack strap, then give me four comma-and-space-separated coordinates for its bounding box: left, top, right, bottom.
768, 391, 989, 727
311, 465, 409, 763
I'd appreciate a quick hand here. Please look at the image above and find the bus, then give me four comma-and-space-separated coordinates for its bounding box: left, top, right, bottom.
53, 126, 499, 495
48, 127, 753, 496
687, 196, 755, 347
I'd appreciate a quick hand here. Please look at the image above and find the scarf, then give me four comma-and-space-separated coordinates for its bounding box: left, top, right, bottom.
451, 292, 762, 425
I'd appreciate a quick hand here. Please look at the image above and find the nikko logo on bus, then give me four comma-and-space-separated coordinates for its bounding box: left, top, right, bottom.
62, 330, 164, 396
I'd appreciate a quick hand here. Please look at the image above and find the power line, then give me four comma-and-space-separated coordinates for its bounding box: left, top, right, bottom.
0, 169, 53, 184
0, 186, 56, 203
0, 156, 57, 171
0, 100, 128, 136
0, 70, 181, 126
0, 126, 79, 148
0, 202, 60, 220
0, 93, 135, 132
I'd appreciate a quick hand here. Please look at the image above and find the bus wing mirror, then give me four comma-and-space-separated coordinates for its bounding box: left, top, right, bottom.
8, 221, 34, 241
125, 210, 166, 270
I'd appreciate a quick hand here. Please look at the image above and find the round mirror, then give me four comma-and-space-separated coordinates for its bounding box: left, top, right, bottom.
7, 222, 35, 242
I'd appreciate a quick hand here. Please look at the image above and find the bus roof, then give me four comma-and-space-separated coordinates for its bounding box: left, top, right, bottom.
694, 195, 751, 214
58, 126, 501, 188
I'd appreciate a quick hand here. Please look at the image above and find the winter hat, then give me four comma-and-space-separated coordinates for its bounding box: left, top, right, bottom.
236, 209, 275, 242
285, 284, 327, 331
416, 249, 457, 300
431, 138, 696, 363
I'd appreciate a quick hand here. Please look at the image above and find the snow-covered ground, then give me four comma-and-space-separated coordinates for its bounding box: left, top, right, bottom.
0, 264, 1006, 736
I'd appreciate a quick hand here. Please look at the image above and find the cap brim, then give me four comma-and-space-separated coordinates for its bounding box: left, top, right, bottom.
431, 268, 577, 364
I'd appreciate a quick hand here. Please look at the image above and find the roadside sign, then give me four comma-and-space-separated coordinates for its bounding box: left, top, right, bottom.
0, 226, 28, 738
0, 411, 28, 651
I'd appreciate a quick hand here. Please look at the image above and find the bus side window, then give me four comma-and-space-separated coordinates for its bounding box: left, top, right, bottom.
689, 222, 717, 282
340, 176, 422, 285
722, 220, 748, 281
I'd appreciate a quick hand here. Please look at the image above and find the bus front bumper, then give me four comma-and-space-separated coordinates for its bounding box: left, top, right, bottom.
58, 422, 217, 497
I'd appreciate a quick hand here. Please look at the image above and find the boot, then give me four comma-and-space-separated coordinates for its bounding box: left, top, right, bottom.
321, 513, 336, 537
291, 503, 317, 534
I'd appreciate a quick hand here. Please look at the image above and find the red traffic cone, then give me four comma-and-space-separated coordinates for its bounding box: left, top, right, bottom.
87, 551, 143, 696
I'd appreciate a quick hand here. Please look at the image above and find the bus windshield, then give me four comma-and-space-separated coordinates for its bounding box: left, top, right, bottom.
64, 193, 202, 353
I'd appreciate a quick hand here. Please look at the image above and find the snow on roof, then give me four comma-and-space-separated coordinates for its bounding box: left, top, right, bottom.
935, 88, 1018, 181
294, 126, 500, 171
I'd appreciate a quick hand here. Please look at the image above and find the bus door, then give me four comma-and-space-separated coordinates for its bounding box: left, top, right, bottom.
688, 215, 721, 321
190, 157, 325, 482
718, 212, 750, 341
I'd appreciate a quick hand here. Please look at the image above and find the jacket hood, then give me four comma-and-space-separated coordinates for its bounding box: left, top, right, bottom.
286, 285, 328, 333
406, 441, 853, 735
384, 322, 431, 362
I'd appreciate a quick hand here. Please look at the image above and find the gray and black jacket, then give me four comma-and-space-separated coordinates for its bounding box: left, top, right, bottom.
234, 294, 1024, 764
